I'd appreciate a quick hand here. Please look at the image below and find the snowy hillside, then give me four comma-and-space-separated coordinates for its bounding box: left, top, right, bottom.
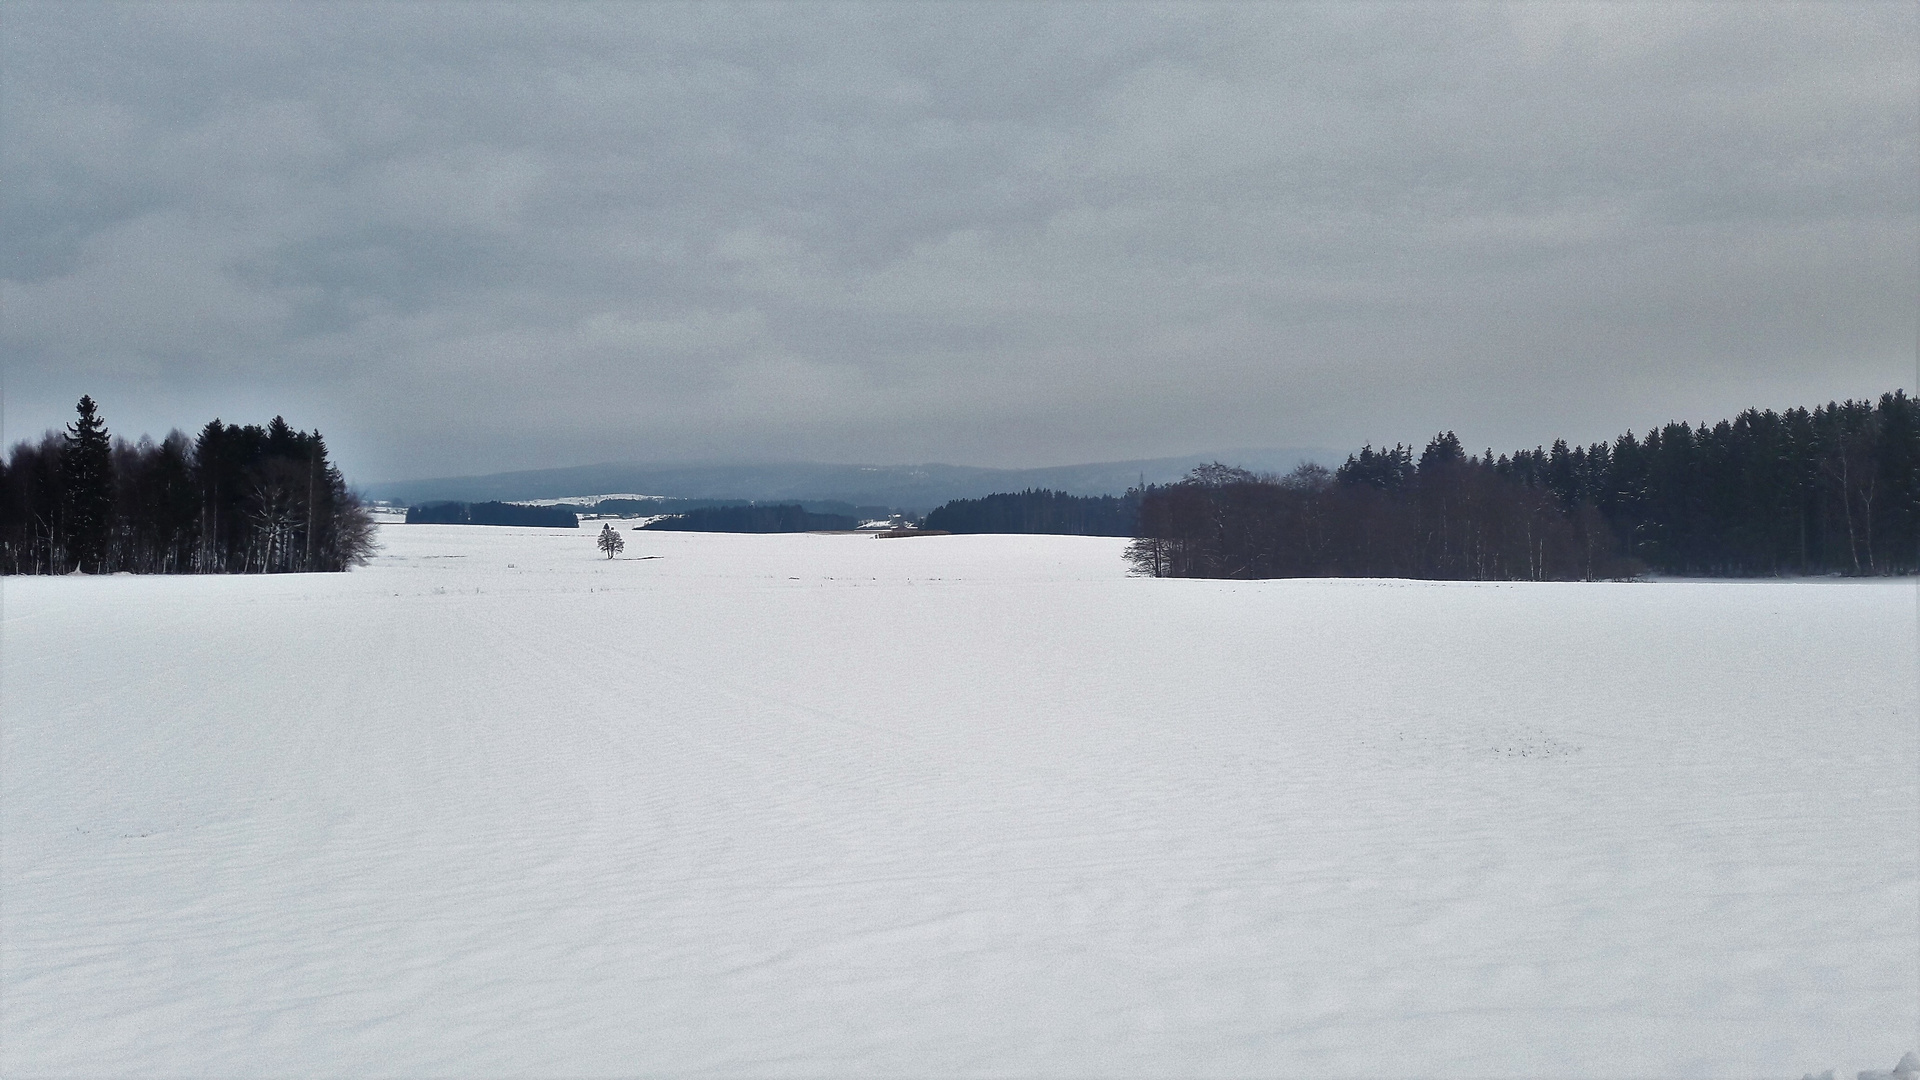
3, 525, 1915, 1076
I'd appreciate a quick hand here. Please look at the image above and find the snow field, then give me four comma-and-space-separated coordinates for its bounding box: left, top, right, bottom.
3, 525, 1916, 1076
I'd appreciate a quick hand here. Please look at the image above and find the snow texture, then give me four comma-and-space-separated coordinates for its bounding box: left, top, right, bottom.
4, 526, 1916, 1076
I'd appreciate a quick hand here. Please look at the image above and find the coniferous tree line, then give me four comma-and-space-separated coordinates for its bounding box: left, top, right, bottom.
556, 497, 751, 517
1128, 391, 1918, 580
642, 504, 858, 533
923, 489, 1141, 536
1, 397, 377, 575
406, 501, 579, 527
562, 497, 878, 520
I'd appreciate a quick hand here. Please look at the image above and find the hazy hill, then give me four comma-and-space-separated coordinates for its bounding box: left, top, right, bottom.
362, 449, 1329, 513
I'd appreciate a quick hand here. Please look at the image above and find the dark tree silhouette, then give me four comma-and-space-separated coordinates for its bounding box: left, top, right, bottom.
405, 502, 578, 527
923, 489, 1139, 536
1127, 391, 1918, 580
60, 396, 115, 573
597, 523, 625, 558
642, 505, 857, 532
1, 398, 376, 575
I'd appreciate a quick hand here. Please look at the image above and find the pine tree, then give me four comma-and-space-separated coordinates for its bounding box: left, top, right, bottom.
61, 395, 115, 573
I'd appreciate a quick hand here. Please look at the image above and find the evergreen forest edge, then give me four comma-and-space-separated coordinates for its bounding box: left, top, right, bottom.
2, 397, 376, 575
933, 391, 1918, 580
5, 390, 1914, 579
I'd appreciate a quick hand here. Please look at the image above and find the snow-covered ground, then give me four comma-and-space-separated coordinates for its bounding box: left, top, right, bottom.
4, 525, 1915, 1077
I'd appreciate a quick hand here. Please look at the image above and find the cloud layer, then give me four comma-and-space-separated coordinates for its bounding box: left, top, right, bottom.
4, 3, 1914, 481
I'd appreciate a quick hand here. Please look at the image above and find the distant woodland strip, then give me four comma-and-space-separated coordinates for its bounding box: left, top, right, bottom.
924, 489, 1138, 536
1126, 392, 1917, 580
1, 396, 377, 575
914, 391, 1918, 580
557, 497, 748, 517
643, 504, 858, 532
406, 501, 579, 528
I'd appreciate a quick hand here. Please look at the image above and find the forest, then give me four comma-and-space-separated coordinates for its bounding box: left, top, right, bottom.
923, 489, 1140, 536
1, 397, 377, 575
557, 497, 749, 517
1129, 392, 1917, 580
406, 501, 579, 527
559, 497, 881, 520
643, 504, 858, 533
8, 391, 1911, 579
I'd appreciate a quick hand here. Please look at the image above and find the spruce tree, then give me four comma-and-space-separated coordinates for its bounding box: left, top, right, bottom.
60, 395, 115, 573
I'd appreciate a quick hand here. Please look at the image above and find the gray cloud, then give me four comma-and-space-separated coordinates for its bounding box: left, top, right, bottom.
4, 2, 1914, 482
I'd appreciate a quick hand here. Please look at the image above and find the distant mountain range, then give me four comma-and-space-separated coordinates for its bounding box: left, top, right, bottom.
362, 448, 1332, 513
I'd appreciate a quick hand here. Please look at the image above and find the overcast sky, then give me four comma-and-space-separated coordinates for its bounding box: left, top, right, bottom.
4, 3, 1914, 482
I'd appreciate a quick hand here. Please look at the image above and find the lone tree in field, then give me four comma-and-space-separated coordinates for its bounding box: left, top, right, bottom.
597, 523, 625, 559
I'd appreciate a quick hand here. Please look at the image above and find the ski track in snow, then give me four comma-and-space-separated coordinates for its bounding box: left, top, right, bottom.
3, 526, 1916, 1076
